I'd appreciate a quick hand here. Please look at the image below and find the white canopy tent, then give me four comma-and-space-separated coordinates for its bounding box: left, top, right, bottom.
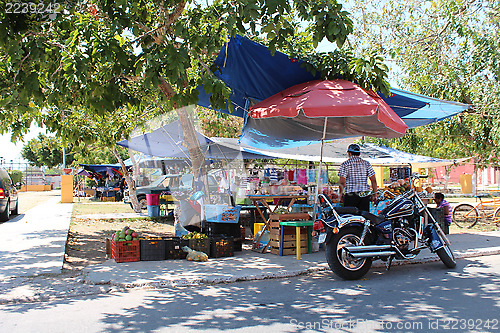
211, 138, 470, 168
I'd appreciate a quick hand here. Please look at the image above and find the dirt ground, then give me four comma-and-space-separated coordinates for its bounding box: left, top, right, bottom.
64, 216, 176, 271
18, 191, 176, 272
18, 190, 498, 273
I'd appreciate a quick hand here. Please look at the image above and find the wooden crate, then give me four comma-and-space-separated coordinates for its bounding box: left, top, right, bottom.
270, 246, 308, 256
270, 233, 300, 242
268, 223, 310, 256
269, 239, 307, 249
269, 213, 310, 222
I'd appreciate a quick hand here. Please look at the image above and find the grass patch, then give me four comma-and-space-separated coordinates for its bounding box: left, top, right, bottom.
72, 202, 135, 215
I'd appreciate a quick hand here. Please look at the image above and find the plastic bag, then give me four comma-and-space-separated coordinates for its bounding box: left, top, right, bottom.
253, 229, 270, 249
175, 221, 190, 237
182, 246, 209, 262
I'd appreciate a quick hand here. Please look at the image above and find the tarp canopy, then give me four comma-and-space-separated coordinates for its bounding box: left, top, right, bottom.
78, 163, 130, 175
117, 121, 277, 160
213, 138, 468, 168
117, 121, 212, 159
197, 35, 470, 128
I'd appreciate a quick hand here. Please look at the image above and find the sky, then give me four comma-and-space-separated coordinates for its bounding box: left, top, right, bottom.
0, 126, 46, 165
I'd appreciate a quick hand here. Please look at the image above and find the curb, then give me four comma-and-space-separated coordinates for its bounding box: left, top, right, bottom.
83, 247, 500, 289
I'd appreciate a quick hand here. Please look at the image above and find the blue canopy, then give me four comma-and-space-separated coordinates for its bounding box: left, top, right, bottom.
117, 121, 276, 160
197, 35, 470, 128
117, 121, 212, 159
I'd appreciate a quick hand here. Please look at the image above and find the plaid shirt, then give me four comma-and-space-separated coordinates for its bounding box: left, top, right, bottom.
338, 156, 375, 193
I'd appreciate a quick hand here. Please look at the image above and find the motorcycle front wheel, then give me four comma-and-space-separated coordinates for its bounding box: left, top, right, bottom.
325, 227, 372, 280
436, 244, 457, 268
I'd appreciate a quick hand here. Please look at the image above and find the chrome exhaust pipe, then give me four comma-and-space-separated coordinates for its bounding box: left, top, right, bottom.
349, 251, 396, 258
345, 245, 393, 252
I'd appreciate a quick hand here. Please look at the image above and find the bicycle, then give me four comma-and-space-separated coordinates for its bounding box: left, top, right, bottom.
452, 193, 500, 228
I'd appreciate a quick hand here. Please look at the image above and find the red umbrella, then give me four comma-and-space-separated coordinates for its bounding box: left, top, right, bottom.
245, 79, 408, 217
248, 79, 408, 142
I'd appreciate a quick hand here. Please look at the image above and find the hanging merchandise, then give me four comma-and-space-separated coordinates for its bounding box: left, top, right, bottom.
270, 168, 278, 182
320, 169, 328, 184
390, 167, 411, 180
307, 169, 316, 183
390, 168, 399, 181
287, 170, 295, 181
297, 169, 307, 185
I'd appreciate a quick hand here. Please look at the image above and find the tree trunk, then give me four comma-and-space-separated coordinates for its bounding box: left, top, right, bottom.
112, 146, 141, 213
176, 106, 211, 202
158, 76, 211, 202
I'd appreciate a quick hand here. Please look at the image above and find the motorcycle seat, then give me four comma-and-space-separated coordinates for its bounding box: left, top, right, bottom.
334, 206, 360, 215
334, 206, 385, 225
360, 211, 385, 225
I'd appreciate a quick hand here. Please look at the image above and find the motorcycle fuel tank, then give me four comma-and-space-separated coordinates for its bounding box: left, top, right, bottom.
382, 198, 415, 219
375, 220, 392, 239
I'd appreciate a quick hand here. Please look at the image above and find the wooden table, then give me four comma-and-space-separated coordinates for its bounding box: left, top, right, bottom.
248, 194, 308, 252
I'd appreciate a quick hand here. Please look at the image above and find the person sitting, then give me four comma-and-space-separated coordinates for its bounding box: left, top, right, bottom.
434, 192, 451, 226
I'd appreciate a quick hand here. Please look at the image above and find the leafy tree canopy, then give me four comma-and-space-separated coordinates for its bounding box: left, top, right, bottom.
21, 133, 74, 167
348, 0, 500, 167
0, 0, 393, 147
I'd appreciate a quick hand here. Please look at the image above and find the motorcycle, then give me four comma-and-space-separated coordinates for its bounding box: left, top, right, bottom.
315, 174, 456, 280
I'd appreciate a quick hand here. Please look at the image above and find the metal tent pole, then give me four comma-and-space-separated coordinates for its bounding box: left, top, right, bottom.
313, 117, 328, 220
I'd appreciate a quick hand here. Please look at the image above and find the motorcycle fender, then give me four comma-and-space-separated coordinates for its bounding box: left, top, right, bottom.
424, 224, 444, 252
325, 221, 365, 245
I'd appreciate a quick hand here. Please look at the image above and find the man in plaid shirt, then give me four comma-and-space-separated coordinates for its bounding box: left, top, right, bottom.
338, 144, 378, 211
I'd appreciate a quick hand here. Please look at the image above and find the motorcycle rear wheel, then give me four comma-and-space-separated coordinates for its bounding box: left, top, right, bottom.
436, 244, 457, 268
325, 227, 372, 280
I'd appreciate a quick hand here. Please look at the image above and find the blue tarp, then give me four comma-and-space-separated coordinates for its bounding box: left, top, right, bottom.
117, 121, 212, 159
197, 35, 470, 128
117, 121, 276, 160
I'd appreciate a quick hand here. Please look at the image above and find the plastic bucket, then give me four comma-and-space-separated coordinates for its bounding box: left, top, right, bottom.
146, 193, 160, 206
254, 223, 265, 236
147, 205, 160, 217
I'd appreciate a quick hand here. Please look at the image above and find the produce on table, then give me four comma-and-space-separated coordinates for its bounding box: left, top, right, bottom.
274, 207, 289, 214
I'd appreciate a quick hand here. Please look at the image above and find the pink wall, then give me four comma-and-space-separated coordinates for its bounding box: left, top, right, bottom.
431, 160, 500, 186
432, 163, 476, 184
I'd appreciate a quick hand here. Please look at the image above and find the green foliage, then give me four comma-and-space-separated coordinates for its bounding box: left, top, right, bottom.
197, 107, 243, 138
21, 133, 74, 168
8, 170, 23, 184
0, 0, 397, 179
350, 0, 500, 167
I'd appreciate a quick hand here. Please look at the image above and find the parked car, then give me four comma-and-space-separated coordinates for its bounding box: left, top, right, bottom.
124, 173, 219, 209
0, 167, 19, 222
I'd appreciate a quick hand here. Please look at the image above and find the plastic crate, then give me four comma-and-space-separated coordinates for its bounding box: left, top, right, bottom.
205, 222, 241, 238
140, 238, 166, 261
164, 237, 189, 259
428, 207, 449, 235
188, 238, 210, 255
204, 205, 241, 223
234, 239, 242, 252
112, 240, 140, 263
209, 236, 234, 258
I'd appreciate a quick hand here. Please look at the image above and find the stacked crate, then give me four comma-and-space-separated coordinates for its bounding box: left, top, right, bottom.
268, 213, 310, 255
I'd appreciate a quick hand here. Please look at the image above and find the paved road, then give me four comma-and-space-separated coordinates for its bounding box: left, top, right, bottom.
1, 254, 499, 332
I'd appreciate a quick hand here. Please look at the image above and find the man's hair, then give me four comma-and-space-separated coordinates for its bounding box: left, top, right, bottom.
350, 151, 360, 156
435, 192, 444, 200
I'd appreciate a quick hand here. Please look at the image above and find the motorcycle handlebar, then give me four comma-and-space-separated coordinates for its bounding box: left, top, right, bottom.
411, 172, 428, 179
